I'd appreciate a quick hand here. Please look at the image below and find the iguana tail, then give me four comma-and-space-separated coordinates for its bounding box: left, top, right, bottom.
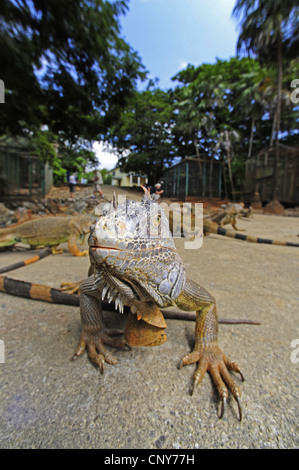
0, 247, 52, 274
0, 275, 80, 305
212, 225, 299, 247
216, 227, 299, 247
0, 275, 260, 325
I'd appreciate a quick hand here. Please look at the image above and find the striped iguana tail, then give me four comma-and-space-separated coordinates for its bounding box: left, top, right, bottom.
0, 247, 53, 274
204, 222, 299, 247
0, 275, 260, 325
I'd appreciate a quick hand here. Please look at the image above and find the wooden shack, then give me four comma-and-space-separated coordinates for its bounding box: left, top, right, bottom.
0, 137, 53, 198
163, 157, 224, 199
245, 144, 299, 204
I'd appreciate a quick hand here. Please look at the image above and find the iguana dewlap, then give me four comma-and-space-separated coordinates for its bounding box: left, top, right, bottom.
75, 190, 244, 420
0, 215, 94, 256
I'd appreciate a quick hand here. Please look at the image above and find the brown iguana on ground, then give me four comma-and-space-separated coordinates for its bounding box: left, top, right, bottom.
204, 207, 245, 231
220, 203, 252, 219
0, 214, 95, 256
73, 189, 244, 420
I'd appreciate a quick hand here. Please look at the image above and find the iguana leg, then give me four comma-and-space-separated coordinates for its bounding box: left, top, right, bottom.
175, 278, 244, 420
231, 222, 245, 231
73, 275, 127, 372
230, 215, 245, 231
68, 234, 88, 256
60, 266, 93, 294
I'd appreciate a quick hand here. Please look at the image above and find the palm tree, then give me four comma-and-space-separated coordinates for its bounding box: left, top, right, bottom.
233, 0, 299, 199
174, 62, 227, 197
214, 128, 240, 200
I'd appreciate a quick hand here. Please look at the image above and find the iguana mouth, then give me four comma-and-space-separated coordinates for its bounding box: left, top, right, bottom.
91, 245, 176, 253
91, 246, 121, 251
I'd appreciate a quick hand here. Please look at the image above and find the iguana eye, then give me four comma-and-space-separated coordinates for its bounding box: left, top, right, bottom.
153, 214, 161, 227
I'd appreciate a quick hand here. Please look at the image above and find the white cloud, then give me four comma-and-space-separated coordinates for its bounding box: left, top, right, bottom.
92, 141, 119, 170
178, 60, 188, 70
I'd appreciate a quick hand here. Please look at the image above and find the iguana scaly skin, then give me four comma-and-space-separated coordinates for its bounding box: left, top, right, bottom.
74, 190, 244, 420
0, 215, 94, 256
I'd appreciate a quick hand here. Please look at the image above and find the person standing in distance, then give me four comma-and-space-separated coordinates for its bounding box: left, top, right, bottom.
93, 169, 104, 198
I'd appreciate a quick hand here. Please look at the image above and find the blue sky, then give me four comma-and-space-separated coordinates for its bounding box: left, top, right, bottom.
95, 0, 240, 169
121, 0, 240, 90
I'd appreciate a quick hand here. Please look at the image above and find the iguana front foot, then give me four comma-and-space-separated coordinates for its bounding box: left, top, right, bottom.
73, 325, 129, 373
59, 281, 82, 294
179, 344, 244, 420
51, 246, 64, 254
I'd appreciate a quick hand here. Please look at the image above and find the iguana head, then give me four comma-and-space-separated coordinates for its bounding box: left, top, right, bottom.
88, 188, 185, 307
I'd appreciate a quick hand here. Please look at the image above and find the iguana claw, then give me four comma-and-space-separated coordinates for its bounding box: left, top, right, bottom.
219, 397, 226, 420
219, 395, 242, 421
73, 326, 129, 372
179, 345, 244, 421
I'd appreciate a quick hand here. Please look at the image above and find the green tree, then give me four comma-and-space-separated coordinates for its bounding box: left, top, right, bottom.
172, 55, 298, 198
233, 0, 299, 198
173, 59, 259, 197
106, 86, 176, 183
173, 61, 230, 194
0, 0, 146, 157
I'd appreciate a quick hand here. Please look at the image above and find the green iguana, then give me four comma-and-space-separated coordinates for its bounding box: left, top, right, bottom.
72, 189, 244, 420
0, 214, 95, 256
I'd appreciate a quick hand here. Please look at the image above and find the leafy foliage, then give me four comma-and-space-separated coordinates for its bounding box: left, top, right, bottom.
106, 86, 176, 183
1, 0, 298, 197
0, 0, 146, 171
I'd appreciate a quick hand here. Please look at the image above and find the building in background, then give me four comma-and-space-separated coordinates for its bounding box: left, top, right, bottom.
163, 157, 224, 200
0, 137, 53, 198
245, 145, 299, 204
107, 166, 148, 188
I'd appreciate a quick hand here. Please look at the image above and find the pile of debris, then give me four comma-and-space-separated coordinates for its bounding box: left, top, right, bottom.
0, 186, 107, 227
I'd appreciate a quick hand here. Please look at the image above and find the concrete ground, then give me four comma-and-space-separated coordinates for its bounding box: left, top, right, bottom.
0, 186, 298, 449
